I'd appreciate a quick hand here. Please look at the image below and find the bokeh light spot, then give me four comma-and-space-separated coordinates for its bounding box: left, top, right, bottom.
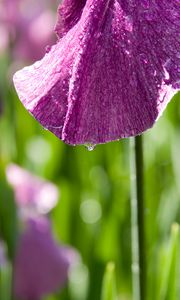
80, 199, 102, 224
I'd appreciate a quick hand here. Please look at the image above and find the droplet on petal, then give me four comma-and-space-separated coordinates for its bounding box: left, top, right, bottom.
84, 143, 96, 151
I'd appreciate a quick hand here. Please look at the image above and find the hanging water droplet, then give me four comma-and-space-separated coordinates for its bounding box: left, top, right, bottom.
85, 143, 96, 151
45, 45, 51, 53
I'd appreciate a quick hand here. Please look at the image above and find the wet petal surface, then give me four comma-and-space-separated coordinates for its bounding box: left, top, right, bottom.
14, 0, 180, 145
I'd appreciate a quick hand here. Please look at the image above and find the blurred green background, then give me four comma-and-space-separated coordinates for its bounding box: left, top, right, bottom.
0, 52, 180, 299
0, 1, 180, 299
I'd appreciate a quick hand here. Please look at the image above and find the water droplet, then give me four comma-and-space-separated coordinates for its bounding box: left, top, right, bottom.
125, 50, 130, 56
85, 143, 96, 151
45, 45, 51, 53
163, 67, 170, 81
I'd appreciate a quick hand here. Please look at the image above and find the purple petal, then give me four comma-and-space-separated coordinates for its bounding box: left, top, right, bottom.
13, 10, 56, 62
14, 217, 76, 300
6, 164, 59, 215
14, 0, 180, 145
0, 0, 56, 62
55, 0, 86, 38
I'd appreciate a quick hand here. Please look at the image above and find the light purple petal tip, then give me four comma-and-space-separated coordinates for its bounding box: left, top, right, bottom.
6, 164, 59, 215
14, 0, 180, 145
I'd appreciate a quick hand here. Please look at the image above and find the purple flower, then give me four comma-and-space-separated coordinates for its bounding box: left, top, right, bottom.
0, 25, 9, 55
6, 164, 59, 216
14, 217, 77, 300
0, 0, 56, 61
0, 241, 7, 267
13, 0, 180, 145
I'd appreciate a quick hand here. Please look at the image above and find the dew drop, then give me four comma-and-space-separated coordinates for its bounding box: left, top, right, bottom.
45, 45, 51, 53
85, 143, 96, 151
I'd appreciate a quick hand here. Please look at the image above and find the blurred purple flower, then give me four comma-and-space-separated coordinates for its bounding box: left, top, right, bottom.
0, 25, 9, 55
0, 241, 7, 267
13, 0, 180, 145
14, 217, 78, 300
6, 164, 59, 216
0, 0, 56, 61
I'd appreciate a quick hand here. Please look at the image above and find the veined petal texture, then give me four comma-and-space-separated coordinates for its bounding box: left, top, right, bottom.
14, 0, 180, 145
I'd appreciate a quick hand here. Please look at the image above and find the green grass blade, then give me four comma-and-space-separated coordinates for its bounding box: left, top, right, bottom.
158, 223, 180, 300
101, 262, 118, 300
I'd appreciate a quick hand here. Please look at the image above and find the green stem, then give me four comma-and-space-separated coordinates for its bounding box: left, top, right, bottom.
130, 135, 146, 300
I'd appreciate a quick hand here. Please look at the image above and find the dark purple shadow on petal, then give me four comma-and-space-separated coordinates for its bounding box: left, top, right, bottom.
55, 0, 87, 39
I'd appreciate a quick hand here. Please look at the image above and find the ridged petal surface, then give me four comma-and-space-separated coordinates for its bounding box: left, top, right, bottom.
14, 0, 180, 145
